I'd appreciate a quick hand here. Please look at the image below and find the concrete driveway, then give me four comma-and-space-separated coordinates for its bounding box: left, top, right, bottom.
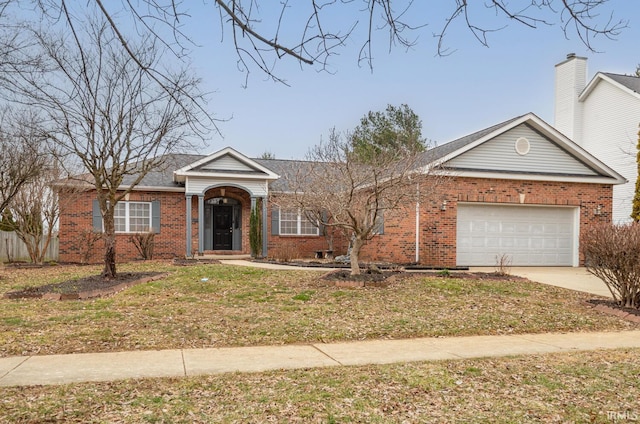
470, 267, 612, 298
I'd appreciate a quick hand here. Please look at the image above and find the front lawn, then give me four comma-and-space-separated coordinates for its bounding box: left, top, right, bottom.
1, 348, 639, 423
0, 260, 635, 357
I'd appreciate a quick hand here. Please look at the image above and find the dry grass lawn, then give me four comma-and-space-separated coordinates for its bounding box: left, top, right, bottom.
1, 261, 639, 422
0, 260, 635, 357
1, 348, 639, 423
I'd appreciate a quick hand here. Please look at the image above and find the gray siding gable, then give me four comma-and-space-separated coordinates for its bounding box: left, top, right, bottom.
426, 115, 523, 162
197, 153, 266, 174
446, 123, 599, 176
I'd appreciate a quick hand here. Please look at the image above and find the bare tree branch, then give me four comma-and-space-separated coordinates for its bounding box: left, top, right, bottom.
0, 107, 48, 216
0, 1, 626, 83
5, 14, 209, 278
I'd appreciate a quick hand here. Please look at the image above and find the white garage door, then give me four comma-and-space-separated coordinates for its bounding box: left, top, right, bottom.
456, 204, 577, 266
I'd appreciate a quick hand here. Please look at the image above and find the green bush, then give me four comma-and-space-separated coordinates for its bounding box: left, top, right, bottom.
249, 201, 262, 258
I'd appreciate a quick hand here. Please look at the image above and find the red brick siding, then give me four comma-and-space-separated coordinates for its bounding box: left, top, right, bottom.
58, 190, 186, 263
58, 186, 254, 263
360, 176, 613, 267
58, 176, 613, 266
267, 227, 349, 260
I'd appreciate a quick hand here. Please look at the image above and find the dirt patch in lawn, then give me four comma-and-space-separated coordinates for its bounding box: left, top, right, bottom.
3, 271, 166, 301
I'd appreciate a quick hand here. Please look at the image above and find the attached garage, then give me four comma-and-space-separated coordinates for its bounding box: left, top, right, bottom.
456, 204, 578, 266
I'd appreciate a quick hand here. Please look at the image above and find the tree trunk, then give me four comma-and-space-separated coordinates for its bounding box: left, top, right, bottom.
102, 208, 117, 279
102, 236, 117, 278
350, 236, 364, 275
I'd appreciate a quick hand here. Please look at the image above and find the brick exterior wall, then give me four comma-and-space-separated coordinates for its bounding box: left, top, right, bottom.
58, 186, 256, 263
267, 220, 349, 260
358, 176, 613, 267
58, 190, 187, 264
58, 176, 613, 266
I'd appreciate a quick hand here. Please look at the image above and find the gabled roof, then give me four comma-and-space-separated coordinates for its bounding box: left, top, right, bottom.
426, 115, 523, 162
580, 72, 640, 101
422, 112, 626, 185
173, 146, 279, 183
70, 114, 624, 193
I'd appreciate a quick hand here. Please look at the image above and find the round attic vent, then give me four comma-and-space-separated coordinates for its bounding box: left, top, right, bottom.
515, 137, 530, 155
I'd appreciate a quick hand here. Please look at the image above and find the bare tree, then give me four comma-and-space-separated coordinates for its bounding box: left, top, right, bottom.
6, 16, 208, 278
0, 107, 47, 217
91, 1, 628, 78
288, 128, 441, 275
7, 157, 68, 264
0, 1, 625, 84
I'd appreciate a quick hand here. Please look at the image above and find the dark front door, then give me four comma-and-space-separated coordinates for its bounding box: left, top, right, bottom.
213, 205, 233, 250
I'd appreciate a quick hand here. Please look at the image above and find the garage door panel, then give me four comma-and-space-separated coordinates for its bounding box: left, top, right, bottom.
530, 238, 545, 249
558, 238, 571, 249
501, 222, 516, 233
486, 222, 500, 233
471, 221, 485, 232
457, 205, 576, 266
471, 237, 486, 248
486, 237, 500, 248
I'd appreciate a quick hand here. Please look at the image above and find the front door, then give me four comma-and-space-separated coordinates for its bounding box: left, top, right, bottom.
213, 205, 233, 250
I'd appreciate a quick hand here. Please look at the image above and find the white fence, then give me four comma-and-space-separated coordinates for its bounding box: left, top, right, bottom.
0, 231, 59, 262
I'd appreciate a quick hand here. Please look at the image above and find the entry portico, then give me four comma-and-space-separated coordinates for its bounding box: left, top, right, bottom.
173, 147, 279, 257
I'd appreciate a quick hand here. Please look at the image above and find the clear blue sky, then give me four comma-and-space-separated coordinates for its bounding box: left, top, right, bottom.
181, 1, 640, 159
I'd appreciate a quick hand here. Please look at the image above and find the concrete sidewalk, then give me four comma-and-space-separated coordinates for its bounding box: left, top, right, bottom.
2, 330, 640, 387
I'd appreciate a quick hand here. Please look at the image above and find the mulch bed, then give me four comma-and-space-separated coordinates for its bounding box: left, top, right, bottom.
3, 272, 167, 301
322, 269, 397, 288
321, 268, 528, 288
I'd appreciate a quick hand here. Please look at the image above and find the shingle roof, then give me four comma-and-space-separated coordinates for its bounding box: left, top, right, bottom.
254, 158, 318, 192
422, 115, 524, 163
115, 115, 528, 190
120, 154, 203, 188
71, 111, 621, 192
602, 72, 640, 94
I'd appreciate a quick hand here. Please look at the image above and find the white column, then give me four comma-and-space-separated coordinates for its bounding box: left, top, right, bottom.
185, 195, 193, 257
198, 195, 204, 255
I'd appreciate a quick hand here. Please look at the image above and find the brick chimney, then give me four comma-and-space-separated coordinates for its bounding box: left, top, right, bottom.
554, 53, 587, 143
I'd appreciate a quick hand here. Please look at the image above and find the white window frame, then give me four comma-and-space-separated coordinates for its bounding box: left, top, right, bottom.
112, 201, 153, 233
279, 208, 320, 236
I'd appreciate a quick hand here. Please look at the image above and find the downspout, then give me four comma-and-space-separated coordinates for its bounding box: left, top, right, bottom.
415, 182, 420, 264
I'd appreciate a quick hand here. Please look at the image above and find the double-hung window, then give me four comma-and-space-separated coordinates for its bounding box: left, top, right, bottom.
114, 202, 152, 233
280, 209, 319, 236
